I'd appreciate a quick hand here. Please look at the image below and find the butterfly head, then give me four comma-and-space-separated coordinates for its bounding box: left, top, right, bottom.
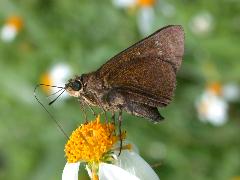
65, 76, 83, 97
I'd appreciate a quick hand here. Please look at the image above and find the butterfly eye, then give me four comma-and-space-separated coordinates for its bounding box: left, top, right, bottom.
71, 80, 82, 91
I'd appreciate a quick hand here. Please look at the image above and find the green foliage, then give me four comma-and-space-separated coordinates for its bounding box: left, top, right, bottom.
0, 0, 239, 179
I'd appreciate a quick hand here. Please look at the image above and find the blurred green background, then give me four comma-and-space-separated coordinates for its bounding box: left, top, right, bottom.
0, 0, 240, 180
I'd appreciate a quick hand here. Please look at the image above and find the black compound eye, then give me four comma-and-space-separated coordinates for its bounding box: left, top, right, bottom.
71, 80, 82, 91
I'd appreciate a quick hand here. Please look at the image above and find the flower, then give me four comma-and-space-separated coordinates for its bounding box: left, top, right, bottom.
196, 82, 240, 126
159, 2, 176, 18
40, 63, 71, 99
137, 6, 154, 36
1, 16, 23, 42
113, 0, 155, 8
62, 116, 160, 180
222, 83, 240, 102
189, 12, 214, 36
196, 82, 228, 126
112, 0, 136, 8
112, 0, 156, 36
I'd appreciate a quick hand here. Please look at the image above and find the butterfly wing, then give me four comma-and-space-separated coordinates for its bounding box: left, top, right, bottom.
97, 25, 184, 106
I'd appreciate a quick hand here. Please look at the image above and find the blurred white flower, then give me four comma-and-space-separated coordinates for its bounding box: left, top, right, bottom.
1, 16, 23, 42
189, 12, 214, 35
112, 0, 137, 8
137, 6, 154, 36
196, 83, 228, 126
159, 2, 176, 18
113, 0, 156, 36
222, 83, 240, 102
62, 116, 159, 180
40, 63, 72, 99
1, 25, 18, 42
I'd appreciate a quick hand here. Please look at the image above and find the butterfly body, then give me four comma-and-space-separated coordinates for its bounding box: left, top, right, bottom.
65, 25, 184, 123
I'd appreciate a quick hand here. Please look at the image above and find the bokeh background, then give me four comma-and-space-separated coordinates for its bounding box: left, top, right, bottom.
0, 0, 240, 180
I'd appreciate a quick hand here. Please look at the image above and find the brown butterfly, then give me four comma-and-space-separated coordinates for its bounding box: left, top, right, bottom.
65, 25, 184, 123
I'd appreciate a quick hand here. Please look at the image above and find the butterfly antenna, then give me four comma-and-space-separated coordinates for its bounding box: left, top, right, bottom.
34, 84, 69, 139
47, 88, 64, 98
49, 89, 66, 105
38, 84, 64, 89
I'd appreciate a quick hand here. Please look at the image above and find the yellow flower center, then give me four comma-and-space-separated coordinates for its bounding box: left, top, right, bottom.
65, 116, 120, 163
7, 16, 23, 30
138, 0, 155, 7
207, 82, 222, 96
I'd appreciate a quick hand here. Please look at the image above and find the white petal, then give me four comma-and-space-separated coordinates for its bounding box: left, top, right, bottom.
99, 163, 140, 180
116, 150, 160, 180
85, 165, 93, 179
196, 91, 228, 126
1, 25, 17, 42
51, 63, 71, 83
223, 83, 240, 102
49, 63, 72, 99
112, 0, 136, 8
159, 2, 176, 17
137, 7, 154, 36
62, 162, 80, 180
189, 12, 214, 35
207, 96, 228, 125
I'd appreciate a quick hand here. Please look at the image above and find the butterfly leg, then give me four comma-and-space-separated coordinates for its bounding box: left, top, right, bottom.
93, 93, 108, 122
77, 98, 88, 122
84, 102, 97, 117
111, 111, 116, 135
118, 109, 123, 156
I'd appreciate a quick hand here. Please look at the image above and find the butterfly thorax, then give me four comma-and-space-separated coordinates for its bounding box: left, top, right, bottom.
66, 73, 117, 111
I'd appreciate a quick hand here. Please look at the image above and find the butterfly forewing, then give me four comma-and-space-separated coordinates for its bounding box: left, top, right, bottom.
97, 25, 184, 107
97, 25, 184, 77
108, 56, 177, 106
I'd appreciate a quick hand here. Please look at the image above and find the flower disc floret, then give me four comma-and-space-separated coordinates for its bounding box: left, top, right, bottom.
65, 116, 118, 163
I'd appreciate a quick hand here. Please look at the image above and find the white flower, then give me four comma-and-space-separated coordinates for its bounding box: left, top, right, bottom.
1, 16, 23, 42
137, 6, 154, 36
112, 0, 137, 8
40, 63, 72, 99
62, 116, 160, 180
1, 25, 18, 42
113, 0, 155, 36
62, 149, 159, 180
159, 2, 176, 18
196, 89, 228, 126
222, 83, 240, 102
189, 12, 214, 35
